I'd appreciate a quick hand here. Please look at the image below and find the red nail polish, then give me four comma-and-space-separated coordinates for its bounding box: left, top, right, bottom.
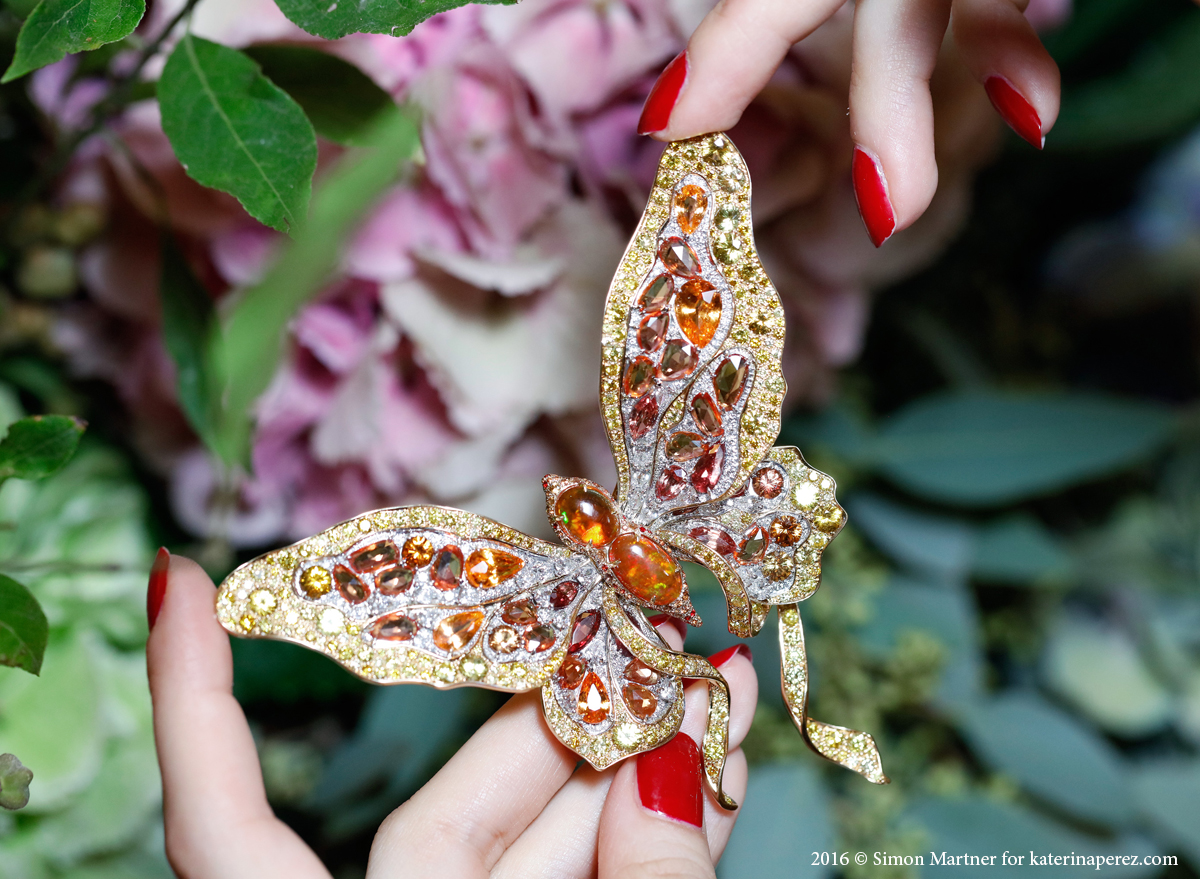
147, 547, 170, 629
852, 147, 895, 248
648, 613, 687, 643
637, 51, 687, 135
709, 644, 752, 668
637, 732, 703, 826
984, 76, 1044, 150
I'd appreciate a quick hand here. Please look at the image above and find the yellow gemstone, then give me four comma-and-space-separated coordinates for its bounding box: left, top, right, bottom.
762, 551, 795, 582
675, 278, 721, 348
299, 566, 332, 599
402, 536, 435, 567
609, 533, 683, 606
577, 671, 611, 724
433, 611, 484, 653
555, 484, 619, 547
813, 507, 845, 533
465, 547, 524, 588
675, 184, 707, 234
250, 589, 277, 614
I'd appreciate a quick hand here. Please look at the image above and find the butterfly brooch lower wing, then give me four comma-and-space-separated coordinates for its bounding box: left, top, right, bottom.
216, 506, 595, 691
600, 135, 787, 525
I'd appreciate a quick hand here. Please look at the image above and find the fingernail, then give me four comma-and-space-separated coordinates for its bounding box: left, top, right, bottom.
637, 51, 687, 135
984, 75, 1044, 149
648, 613, 687, 643
637, 732, 703, 826
708, 644, 752, 668
852, 146, 895, 247
147, 547, 170, 629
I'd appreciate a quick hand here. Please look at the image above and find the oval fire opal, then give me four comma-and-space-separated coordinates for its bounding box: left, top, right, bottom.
609, 533, 683, 606
555, 485, 619, 547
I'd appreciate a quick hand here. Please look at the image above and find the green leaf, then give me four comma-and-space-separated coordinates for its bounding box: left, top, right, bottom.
0, 414, 85, 482
0, 575, 48, 675
0, 753, 33, 810
1052, 11, 1200, 150
717, 762, 835, 879
972, 515, 1074, 584
873, 392, 1173, 506
244, 45, 397, 146
1131, 760, 1200, 865
958, 692, 1134, 829
271, 0, 515, 39
1, 0, 145, 83
847, 492, 974, 579
206, 107, 420, 467
158, 236, 218, 448
158, 34, 317, 234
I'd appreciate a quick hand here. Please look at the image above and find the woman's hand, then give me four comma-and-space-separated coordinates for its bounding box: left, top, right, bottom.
146, 552, 759, 879
640, 0, 1060, 246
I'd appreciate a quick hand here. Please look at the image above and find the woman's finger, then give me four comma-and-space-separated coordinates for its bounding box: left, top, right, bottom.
951, 0, 1061, 147
638, 0, 847, 140
146, 551, 330, 879
849, 0, 955, 245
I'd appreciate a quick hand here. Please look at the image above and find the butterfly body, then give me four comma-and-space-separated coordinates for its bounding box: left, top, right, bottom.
216, 133, 886, 811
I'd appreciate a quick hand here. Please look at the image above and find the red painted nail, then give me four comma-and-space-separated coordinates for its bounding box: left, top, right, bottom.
852, 147, 895, 247
709, 644, 752, 668
147, 547, 170, 629
637, 51, 687, 135
638, 732, 703, 826
648, 613, 687, 643
984, 76, 1044, 150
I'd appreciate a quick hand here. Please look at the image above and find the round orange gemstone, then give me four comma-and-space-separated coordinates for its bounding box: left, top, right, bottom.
555, 485, 619, 547
609, 533, 683, 606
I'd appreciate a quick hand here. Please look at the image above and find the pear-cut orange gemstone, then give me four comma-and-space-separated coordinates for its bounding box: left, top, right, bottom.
713, 355, 749, 409
688, 524, 736, 556
431, 545, 464, 591
676, 279, 721, 348
658, 340, 698, 381
737, 525, 769, 564
623, 356, 656, 397
675, 184, 708, 234
502, 598, 538, 626
623, 682, 658, 719
660, 238, 700, 277
666, 432, 705, 462
625, 657, 660, 685
655, 465, 686, 501
639, 274, 673, 314
432, 610, 484, 653
558, 653, 586, 688
609, 533, 683, 606
629, 393, 659, 440
638, 313, 668, 352
524, 624, 556, 653
691, 443, 724, 494
555, 485, 619, 547
691, 393, 722, 436
465, 547, 524, 588
577, 671, 611, 723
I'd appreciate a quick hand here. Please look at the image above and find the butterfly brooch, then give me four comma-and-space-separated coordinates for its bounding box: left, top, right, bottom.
216, 133, 887, 809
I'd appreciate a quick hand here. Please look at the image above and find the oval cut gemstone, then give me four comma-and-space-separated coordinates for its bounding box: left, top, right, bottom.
501, 598, 538, 626
688, 524, 737, 556
555, 485, 619, 547
577, 671, 610, 723
333, 566, 369, 603
675, 184, 708, 234
666, 432, 705, 462
660, 237, 700, 277
737, 525, 769, 565
637, 313, 668, 352
658, 340, 698, 381
559, 654, 586, 688
465, 547, 523, 588
655, 465, 686, 501
377, 565, 414, 595
691, 443, 724, 494
351, 540, 398, 573
370, 613, 417, 641
623, 683, 658, 720
550, 580, 579, 609
751, 466, 784, 498
489, 626, 519, 654
676, 279, 721, 348
431, 545, 464, 591
609, 533, 684, 606
713, 354, 749, 409
402, 536, 435, 567
300, 566, 332, 599
432, 610, 484, 653
639, 274, 673, 314
524, 624, 556, 653
623, 356, 657, 397
569, 610, 600, 652
629, 393, 659, 440
625, 657, 660, 686
691, 393, 722, 435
